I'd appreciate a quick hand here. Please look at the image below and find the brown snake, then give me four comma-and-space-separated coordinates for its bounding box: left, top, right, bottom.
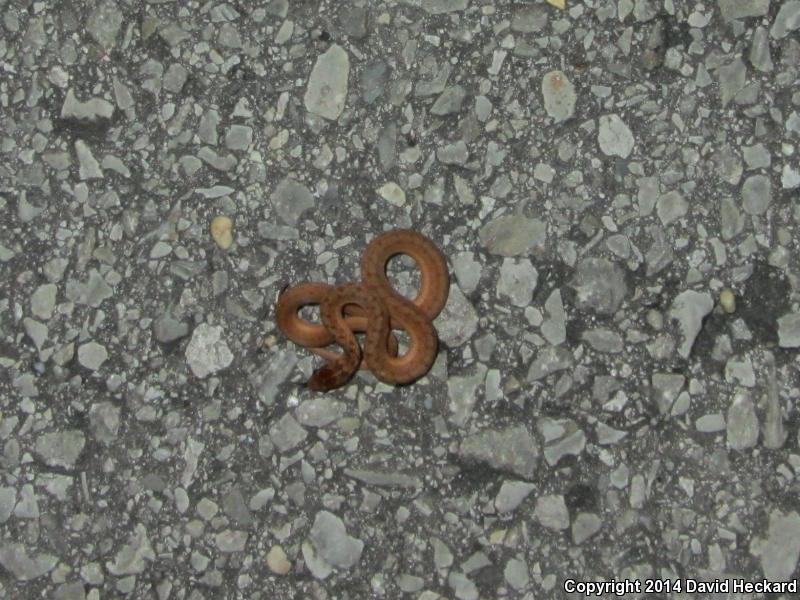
275, 229, 450, 391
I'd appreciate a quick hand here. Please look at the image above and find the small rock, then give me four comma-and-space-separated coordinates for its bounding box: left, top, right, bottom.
210, 215, 234, 250
34, 430, 86, 469
89, 401, 121, 445
755, 510, 800, 580
719, 289, 736, 313
727, 391, 759, 450
741, 174, 771, 215
782, 164, 800, 189
448, 365, 487, 427
304, 44, 350, 120
571, 258, 628, 316
479, 215, 547, 257
572, 512, 603, 544
452, 252, 482, 294
495, 481, 536, 514
269, 412, 308, 453
163, 63, 189, 94
749, 27, 774, 72
541, 290, 567, 346
511, 5, 549, 32
270, 178, 315, 226
582, 328, 624, 353
696, 413, 726, 433
61, 89, 114, 121
534, 494, 569, 530
720, 197, 745, 240
296, 398, 346, 427
541, 70, 576, 122
598, 114, 635, 158
307, 511, 363, 569
376, 182, 406, 206
459, 425, 539, 479
742, 143, 771, 169
422, 0, 469, 14
30, 283, 57, 320
431, 85, 466, 116
718, 0, 769, 20
214, 530, 249, 553
53, 581, 86, 600
185, 324, 234, 378
718, 58, 746, 108
777, 312, 800, 348
527, 346, 573, 381
770, 1, 800, 39
657, 190, 688, 226
669, 290, 714, 359
153, 314, 190, 343
75, 140, 103, 180
267, 545, 291, 575
107, 524, 155, 575
225, 125, 253, 151
436, 140, 469, 165
504, 557, 530, 590
78, 341, 108, 370
497, 258, 538, 307
0, 543, 58, 581
0, 487, 16, 524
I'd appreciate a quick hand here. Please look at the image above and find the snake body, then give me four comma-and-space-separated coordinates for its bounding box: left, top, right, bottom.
275, 229, 449, 391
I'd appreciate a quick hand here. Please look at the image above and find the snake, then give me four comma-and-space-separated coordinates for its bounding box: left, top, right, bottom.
274, 229, 450, 391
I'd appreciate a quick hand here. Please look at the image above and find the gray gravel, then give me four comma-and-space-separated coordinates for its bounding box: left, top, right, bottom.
2, 0, 800, 598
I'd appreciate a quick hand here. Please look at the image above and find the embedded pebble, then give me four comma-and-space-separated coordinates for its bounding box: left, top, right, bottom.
377, 182, 406, 206
269, 412, 308, 453
572, 513, 603, 545
185, 324, 234, 378
296, 398, 346, 427
431, 85, 466, 116
304, 44, 350, 120
436, 140, 469, 165
777, 313, 800, 348
479, 215, 547, 257
657, 191, 688, 226
30, 283, 57, 320
266, 545, 291, 575
756, 510, 800, 580
741, 174, 771, 215
571, 258, 628, 316
210, 215, 234, 250
34, 430, 86, 469
541, 70, 576, 123
719, 289, 736, 313
718, 0, 769, 21
495, 481, 536, 514
770, 2, 800, 39
598, 114, 635, 158
534, 495, 569, 530
497, 259, 538, 307
75, 140, 103, 180
270, 178, 315, 225
77, 341, 108, 370
306, 511, 363, 571
0, 544, 58, 581
89, 401, 121, 445
61, 89, 114, 121
459, 426, 539, 479
727, 391, 759, 450
669, 291, 714, 359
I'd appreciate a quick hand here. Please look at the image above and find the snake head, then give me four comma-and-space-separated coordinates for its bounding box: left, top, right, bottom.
306, 364, 352, 392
